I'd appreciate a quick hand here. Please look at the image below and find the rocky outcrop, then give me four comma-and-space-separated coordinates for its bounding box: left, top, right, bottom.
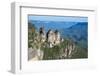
28, 48, 44, 60
59, 43, 75, 58
28, 25, 76, 60
39, 27, 63, 48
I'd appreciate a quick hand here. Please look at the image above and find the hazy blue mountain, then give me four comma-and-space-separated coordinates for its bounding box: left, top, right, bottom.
29, 20, 77, 32
60, 22, 88, 48
29, 20, 88, 48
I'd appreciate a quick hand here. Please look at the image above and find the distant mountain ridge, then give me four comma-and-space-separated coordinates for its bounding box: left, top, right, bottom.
29, 21, 88, 48
30, 20, 77, 32
60, 22, 88, 48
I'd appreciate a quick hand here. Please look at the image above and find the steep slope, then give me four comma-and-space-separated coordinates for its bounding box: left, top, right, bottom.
61, 22, 88, 48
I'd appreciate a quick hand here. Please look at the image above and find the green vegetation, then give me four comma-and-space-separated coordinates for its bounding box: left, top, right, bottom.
41, 39, 73, 60
28, 22, 88, 60
71, 45, 88, 58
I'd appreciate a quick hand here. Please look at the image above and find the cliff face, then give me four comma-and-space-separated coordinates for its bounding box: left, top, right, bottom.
28, 24, 76, 60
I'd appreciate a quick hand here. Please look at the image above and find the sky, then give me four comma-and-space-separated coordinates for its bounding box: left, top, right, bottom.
28, 15, 88, 22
